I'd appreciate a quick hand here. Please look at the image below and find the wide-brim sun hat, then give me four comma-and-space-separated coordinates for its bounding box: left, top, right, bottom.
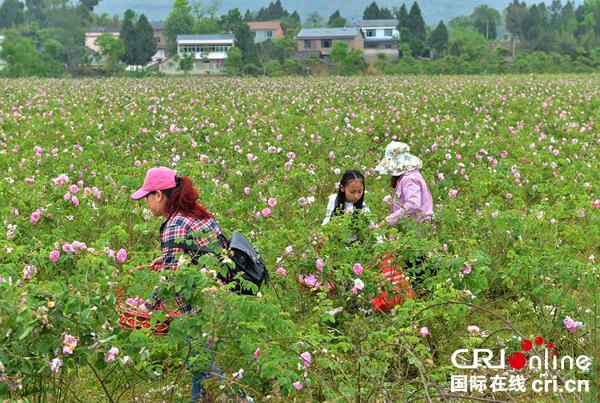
131, 166, 177, 199
375, 141, 423, 176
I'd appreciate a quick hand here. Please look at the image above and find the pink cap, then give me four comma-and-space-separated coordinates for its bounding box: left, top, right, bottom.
131, 167, 177, 199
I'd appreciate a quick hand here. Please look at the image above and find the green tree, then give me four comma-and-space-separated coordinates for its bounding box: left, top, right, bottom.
379, 7, 394, 19
135, 14, 157, 65
282, 58, 302, 74
448, 28, 488, 60
232, 19, 256, 63
397, 4, 409, 28
0, 0, 25, 28
584, 0, 600, 37
407, 1, 426, 57
330, 41, 365, 75
430, 20, 449, 58
363, 1, 381, 19
45, 6, 89, 72
96, 33, 125, 74
472, 5, 501, 40
178, 54, 193, 73
505, 0, 528, 58
0, 31, 41, 76
224, 46, 242, 75
165, 0, 195, 54
449, 15, 474, 31
272, 36, 297, 62
328, 10, 346, 28
345, 48, 367, 73
221, 7, 243, 32
305, 11, 324, 27
264, 59, 283, 76
120, 9, 137, 65
330, 40, 349, 73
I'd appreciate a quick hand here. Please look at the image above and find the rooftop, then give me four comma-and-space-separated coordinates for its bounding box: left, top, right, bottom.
297, 28, 361, 39
247, 21, 283, 30
88, 25, 121, 33
349, 20, 399, 28
177, 34, 235, 41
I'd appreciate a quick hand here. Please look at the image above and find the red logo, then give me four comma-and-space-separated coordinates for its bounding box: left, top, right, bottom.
509, 336, 558, 370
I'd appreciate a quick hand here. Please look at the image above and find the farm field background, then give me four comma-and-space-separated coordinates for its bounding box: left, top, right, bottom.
0, 76, 598, 401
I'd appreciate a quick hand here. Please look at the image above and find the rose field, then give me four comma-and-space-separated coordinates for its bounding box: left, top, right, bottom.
0, 76, 598, 402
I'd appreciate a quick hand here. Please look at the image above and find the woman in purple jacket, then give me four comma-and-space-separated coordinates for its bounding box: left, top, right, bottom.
375, 141, 434, 291
375, 141, 433, 224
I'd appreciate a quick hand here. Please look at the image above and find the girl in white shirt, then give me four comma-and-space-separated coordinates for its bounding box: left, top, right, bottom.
322, 170, 370, 226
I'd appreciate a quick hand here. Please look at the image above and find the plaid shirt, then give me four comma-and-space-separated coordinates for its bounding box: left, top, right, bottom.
160, 212, 222, 269
146, 212, 222, 311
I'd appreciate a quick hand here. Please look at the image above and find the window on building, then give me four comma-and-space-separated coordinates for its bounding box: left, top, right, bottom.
384, 29, 393, 37
266, 30, 273, 38
321, 39, 331, 48
366, 29, 376, 37
304, 39, 312, 49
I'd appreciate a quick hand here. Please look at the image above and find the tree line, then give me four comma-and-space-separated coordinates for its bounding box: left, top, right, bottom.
1, 0, 599, 77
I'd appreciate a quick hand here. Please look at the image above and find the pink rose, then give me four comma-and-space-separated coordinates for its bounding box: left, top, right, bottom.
254, 348, 261, 360
293, 381, 303, 391
261, 208, 271, 218
593, 199, 600, 209
505, 193, 513, 199
563, 316, 583, 333
72, 196, 79, 207
106, 347, 119, 362
300, 351, 312, 368
467, 325, 481, 335
69, 184, 79, 193
62, 333, 77, 355
353, 263, 364, 275
275, 267, 287, 277
49, 250, 60, 263
30, 209, 43, 224
267, 198, 277, 208
299, 274, 320, 287
448, 189, 458, 199
463, 262, 472, 275
50, 358, 63, 373
316, 259, 324, 272
116, 249, 127, 263
420, 327, 430, 337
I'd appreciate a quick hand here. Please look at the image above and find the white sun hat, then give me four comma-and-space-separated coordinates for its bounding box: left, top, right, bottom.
375, 141, 423, 176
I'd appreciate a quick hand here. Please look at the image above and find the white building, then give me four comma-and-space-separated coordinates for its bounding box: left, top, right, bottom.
350, 19, 400, 49
176, 34, 234, 73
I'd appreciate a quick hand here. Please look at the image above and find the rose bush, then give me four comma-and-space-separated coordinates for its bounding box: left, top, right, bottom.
0, 76, 597, 400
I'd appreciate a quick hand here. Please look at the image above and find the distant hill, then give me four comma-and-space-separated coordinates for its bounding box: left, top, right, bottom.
95, 0, 584, 26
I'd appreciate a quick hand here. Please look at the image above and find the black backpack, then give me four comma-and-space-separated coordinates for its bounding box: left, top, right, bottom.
162, 231, 269, 295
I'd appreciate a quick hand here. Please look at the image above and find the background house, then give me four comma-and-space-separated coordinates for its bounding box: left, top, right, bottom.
247, 21, 284, 44
350, 20, 399, 49
85, 23, 168, 64
349, 19, 400, 62
163, 34, 234, 75
85, 26, 120, 53
151, 21, 168, 61
296, 28, 364, 57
